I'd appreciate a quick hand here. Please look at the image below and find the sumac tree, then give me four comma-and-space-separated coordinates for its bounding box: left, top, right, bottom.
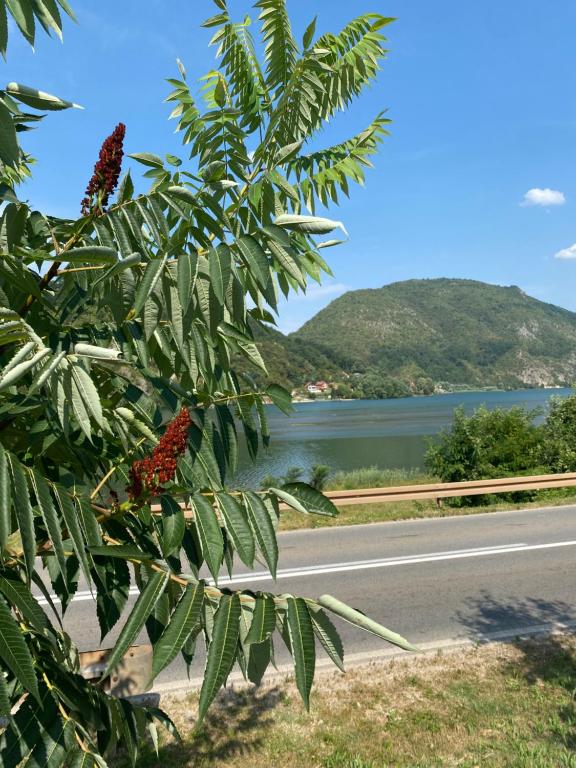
0, 2, 413, 765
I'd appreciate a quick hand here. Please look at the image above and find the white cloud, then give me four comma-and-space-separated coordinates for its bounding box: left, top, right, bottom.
554, 243, 576, 260
521, 188, 566, 207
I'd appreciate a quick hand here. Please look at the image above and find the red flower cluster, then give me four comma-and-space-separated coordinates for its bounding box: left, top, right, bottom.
127, 407, 191, 499
81, 122, 126, 216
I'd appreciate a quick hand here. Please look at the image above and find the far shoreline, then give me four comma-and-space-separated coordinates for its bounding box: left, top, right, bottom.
290, 384, 572, 405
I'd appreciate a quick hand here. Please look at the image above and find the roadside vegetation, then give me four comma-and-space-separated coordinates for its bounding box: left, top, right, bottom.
125, 636, 576, 768
272, 396, 576, 530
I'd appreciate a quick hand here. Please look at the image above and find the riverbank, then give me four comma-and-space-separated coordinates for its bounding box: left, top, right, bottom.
127, 635, 576, 767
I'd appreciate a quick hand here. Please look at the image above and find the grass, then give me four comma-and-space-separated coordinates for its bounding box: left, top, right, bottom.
326, 467, 432, 491
127, 636, 576, 767
278, 476, 576, 532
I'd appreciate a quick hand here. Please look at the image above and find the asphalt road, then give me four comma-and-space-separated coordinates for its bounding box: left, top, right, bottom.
37, 505, 576, 690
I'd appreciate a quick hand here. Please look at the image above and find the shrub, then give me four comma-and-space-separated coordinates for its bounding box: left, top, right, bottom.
425, 405, 543, 504
539, 394, 576, 472
0, 3, 415, 763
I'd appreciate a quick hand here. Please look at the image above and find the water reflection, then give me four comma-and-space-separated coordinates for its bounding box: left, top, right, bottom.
234, 388, 573, 488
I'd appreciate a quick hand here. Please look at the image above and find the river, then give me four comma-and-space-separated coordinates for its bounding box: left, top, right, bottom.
234, 387, 574, 488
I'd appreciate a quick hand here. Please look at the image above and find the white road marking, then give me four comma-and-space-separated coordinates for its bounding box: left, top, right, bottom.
34, 538, 576, 606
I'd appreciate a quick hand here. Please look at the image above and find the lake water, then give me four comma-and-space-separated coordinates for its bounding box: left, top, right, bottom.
235, 388, 574, 488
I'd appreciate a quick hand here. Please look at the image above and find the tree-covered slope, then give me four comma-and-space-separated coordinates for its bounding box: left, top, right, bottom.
291, 279, 576, 389
249, 321, 344, 390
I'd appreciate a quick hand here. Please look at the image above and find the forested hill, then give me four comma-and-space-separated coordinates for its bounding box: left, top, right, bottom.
252, 279, 576, 395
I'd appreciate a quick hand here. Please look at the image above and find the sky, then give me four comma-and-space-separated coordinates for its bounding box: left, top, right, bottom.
7, 0, 576, 333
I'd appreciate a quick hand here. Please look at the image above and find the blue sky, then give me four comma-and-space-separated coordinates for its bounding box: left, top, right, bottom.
7, 1, 576, 333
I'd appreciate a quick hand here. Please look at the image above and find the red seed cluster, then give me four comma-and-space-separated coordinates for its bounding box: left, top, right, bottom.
81, 123, 126, 216
127, 407, 191, 499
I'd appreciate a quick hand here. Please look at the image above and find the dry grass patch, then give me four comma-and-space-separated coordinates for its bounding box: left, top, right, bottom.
126, 635, 576, 767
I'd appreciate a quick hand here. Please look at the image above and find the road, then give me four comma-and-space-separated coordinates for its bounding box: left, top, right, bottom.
40, 505, 576, 690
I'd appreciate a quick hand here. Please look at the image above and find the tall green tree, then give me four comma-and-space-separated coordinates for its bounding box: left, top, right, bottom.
0, 2, 413, 764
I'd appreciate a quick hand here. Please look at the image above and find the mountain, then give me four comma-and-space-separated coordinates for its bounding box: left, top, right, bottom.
248, 321, 344, 391
248, 279, 576, 395
289, 278, 576, 391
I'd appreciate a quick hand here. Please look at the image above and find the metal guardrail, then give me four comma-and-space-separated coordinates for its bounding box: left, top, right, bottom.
323, 472, 576, 507
151, 472, 576, 514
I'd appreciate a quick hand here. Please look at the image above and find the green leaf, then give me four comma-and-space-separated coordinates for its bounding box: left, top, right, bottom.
92, 251, 141, 288
65, 366, 92, 440
0, 444, 11, 551
30, 0, 63, 41
0, 573, 48, 631
275, 140, 304, 165
89, 545, 153, 561
243, 491, 278, 578
0, 596, 39, 700
28, 469, 66, 578
74, 343, 122, 362
6, 0, 35, 44
151, 581, 204, 679
23, 705, 70, 768
245, 594, 275, 644
75, 497, 102, 549
133, 256, 167, 316
7, 454, 35, 578
309, 605, 344, 672
274, 214, 348, 236
0, 101, 18, 167
213, 75, 227, 107
209, 244, 231, 304
95, 556, 130, 641
286, 597, 315, 710
216, 493, 254, 567
27, 350, 65, 396
266, 383, 293, 415
302, 16, 317, 49
236, 236, 270, 289
0, 348, 50, 392
71, 363, 104, 428
129, 152, 164, 168
165, 185, 197, 206
104, 570, 169, 677
0, 671, 9, 717
52, 484, 92, 584
5, 82, 81, 110
3, 341, 38, 376
266, 236, 305, 287
159, 496, 185, 557
64, 245, 118, 264
198, 593, 241, 721
318, 594, 419, 652
271, 482, 338, 517
177, 249, 199, 315
190, 494, 224, 581
246, 638, 271, 686
0, 4, 8, 58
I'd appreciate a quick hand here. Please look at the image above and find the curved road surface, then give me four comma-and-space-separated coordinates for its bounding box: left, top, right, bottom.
41, 505, 576, 690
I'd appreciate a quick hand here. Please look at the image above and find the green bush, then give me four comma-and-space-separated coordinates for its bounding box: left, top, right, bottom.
538, 394, 576, 472
425, 405, 543, 504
